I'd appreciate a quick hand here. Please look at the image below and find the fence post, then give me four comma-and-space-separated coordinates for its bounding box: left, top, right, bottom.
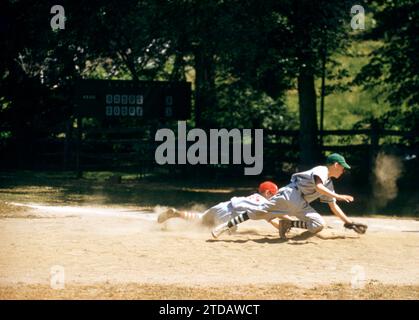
75, 117, 82, 178
63, 119, 72, 171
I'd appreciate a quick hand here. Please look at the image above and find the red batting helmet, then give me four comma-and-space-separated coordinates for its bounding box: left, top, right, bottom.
258, 181, 278, 195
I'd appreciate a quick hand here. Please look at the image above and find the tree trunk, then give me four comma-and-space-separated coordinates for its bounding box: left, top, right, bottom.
297, 68, 319, 168
194, 47, 216, 128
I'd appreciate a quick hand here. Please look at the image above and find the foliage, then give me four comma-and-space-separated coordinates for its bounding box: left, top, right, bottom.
355, 0, 419, 137
0, 0, 417, 169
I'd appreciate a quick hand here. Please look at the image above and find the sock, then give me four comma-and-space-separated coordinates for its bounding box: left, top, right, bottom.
181, 212, 201, 220
227, 212, 249, 228
291, 220, 308, 229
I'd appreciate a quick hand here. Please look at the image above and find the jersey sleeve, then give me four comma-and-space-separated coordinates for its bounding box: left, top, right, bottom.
319, 180, 336, 203
311, 166, 329, 185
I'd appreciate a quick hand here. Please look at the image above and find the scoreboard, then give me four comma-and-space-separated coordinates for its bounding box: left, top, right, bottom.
74, 79, 191, 120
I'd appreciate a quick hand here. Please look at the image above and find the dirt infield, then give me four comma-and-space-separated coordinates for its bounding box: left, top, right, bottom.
0, 201, 418, 299
2, 283, 418, 300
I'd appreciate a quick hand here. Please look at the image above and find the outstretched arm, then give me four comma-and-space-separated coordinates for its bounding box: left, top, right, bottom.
328, 201, 352, 224
314, 176, 354, 203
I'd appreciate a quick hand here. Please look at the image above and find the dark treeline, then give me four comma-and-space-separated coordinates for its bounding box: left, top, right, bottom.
0, 0, 417, 171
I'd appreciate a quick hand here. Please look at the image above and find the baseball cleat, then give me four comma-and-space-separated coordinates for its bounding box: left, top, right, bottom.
157, 208, 180, 223
211, 223, 229, 238
278, 220, 292, 239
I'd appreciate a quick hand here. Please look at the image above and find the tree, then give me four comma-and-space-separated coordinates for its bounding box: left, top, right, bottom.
214, 0, 354, 166
355, 0, 419, 142
283, 0, 353, 166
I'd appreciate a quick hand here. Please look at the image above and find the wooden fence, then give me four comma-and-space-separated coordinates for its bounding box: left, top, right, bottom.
0, 123, 415, 178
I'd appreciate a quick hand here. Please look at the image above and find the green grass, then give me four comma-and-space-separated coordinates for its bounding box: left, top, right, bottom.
285, 40, 391, 136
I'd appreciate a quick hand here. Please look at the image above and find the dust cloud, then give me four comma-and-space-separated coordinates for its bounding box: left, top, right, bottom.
372, 153, 403, 208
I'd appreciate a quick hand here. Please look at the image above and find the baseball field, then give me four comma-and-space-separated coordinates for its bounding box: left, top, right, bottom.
0, 173, 418, 300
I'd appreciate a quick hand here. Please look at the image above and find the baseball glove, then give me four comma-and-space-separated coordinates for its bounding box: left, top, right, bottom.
344, 222, 368, 234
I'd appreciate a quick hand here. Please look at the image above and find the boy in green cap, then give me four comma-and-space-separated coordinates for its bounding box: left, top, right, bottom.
212, 153, 358, 239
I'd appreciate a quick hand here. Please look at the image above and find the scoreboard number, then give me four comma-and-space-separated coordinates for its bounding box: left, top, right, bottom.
136, 95, 143, 105
75, 80, 191, 119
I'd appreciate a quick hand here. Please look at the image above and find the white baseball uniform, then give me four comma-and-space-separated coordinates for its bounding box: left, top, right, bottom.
201, 193, 273, 226
247, 166, 335, 232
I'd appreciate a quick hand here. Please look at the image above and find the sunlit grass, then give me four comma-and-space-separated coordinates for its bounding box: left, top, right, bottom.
284, 40, 391, 132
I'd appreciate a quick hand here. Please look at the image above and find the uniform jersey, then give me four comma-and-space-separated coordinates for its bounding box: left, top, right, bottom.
290, 165, 336, 203
241, 166, 335, 232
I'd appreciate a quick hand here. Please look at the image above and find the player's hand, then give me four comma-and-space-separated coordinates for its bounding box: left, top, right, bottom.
336, 194, 354, 203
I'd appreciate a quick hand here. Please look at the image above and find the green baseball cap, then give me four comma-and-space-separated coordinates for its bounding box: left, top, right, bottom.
326, 153, 351, 169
